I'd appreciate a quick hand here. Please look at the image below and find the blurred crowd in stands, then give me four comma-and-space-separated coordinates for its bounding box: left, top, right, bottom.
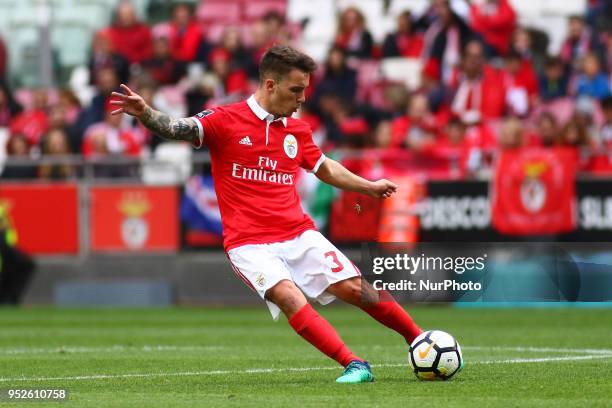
1, 0, 612, 180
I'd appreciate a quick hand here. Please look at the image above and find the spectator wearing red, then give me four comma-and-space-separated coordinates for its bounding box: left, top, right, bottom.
9, 88, 50, 146
315, 93, 372, 147
0, 81, 22, 127
422, 0, 473, 84
208, 47, 249, 96
390, 93, 438, 151
559, 115, 594, 148
501, 50, 538, 116
435, 118, 471, 175
435, 117, 496, 175
470, 0, 516, 56
450, 40, 506, 124
142, 35, 183, 85
557, 114, 599, 171
88, 30, 130, 85
261, 10, 291, 45
218, 26, 258, 80
249, 12, 292, 69
82, 97, 141, 158
57, 90, 81, 126
381, 11, 424, 58
559, 15, 602, 71
498, 117, 525, 150
168, 2, 202, 63
0, 35, 7, 80
106, 1, 153, 64
528, 111, 560, 147
334, 7, 374, 59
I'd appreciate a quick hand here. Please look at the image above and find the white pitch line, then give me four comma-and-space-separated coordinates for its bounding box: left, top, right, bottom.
464, 346, 612, 355
1, 355, 611, 383
473, 354, 612, 364
1, 344, 611, 356
0, 345, 225, 355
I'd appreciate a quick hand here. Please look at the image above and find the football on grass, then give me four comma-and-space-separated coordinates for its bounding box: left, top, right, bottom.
409, 330, 463, 380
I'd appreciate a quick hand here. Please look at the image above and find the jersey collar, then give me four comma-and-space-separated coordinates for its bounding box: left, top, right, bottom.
247, 95, 288, 127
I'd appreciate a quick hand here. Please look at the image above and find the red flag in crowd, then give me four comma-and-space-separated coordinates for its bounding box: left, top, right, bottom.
491, 147, 578, 235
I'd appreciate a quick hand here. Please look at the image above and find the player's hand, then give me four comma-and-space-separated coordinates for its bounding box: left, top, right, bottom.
368, 179, 398, 199
109, 84, 148, 118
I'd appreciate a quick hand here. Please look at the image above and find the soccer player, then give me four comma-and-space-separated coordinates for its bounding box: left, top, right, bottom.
111, 45, 422, 383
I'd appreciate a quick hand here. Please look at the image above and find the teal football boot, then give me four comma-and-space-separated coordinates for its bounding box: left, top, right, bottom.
335, 360, 374, 384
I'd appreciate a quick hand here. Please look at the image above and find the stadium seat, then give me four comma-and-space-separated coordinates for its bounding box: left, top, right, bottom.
197, 1, 241, 24
202, 22, 228, 44
520, 14, 567, 54
388, 0, 429, 16
52, 24, 93, 67
0, 127, 9, 175
68, 66, 96, 107
153, 85, 188, 119
355, 60, 382, 102
141, 142, 193, 185
53, 2, 112, 29
243, 1, 287, 22
510, 0, 545, 18
336, 0, 387, 43
380, 57, 422, 90
287, 0, 336, 22
6, 26, 40, 86
292, 0, 336, 62
541, 0, 586, 17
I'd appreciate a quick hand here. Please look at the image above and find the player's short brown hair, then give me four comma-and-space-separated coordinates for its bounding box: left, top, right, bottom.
259, 45, 317, 82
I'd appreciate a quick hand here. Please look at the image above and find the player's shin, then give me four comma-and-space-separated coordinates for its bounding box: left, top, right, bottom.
288, 304, 363, 367
360, 290, 422, 344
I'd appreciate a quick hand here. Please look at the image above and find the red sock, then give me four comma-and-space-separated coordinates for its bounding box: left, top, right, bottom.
288, 304, 362, 367
361, 290, 422, 344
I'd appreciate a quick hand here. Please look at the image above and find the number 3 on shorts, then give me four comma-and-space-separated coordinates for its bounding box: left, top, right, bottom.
324, 251, 344, 273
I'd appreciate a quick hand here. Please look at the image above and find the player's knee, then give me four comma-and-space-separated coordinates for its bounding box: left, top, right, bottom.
330, 278, 362, 305
265, 280, 307, 316
332, 278, 379, 307
360, 280, 380, 306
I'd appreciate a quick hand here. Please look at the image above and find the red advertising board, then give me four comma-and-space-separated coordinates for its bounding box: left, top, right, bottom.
0, 183, 79, 254
90, 185, 179, 252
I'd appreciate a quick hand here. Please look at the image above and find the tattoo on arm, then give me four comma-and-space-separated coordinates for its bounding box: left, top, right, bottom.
140, 106, 199, 144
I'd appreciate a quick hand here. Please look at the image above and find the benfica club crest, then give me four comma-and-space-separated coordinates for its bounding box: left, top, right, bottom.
492, 148, 578, 235
118, 193, 151, 249
283, 134, 298, 159
520, 162, 548, 213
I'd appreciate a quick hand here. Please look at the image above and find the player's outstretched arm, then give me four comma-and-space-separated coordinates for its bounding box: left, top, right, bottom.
110, 84, 199, 144
315, 158, 398, 199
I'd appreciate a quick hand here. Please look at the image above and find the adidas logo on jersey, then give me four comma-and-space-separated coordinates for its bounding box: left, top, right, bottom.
239, 136, 253, 146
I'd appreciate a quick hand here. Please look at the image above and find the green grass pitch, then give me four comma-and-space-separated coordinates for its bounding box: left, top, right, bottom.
0, 306, 610, 407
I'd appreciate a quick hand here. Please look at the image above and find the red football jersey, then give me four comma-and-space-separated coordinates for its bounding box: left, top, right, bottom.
192, 96, 326, 251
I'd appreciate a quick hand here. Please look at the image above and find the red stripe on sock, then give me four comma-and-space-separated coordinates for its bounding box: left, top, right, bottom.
288, 304, 362, 367
362, 291, 422, 344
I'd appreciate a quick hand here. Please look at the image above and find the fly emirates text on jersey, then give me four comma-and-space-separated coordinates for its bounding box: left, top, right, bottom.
231, 156, 295, 185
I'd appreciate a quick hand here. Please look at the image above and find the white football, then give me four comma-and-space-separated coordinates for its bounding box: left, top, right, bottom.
409, 330, 463, 380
